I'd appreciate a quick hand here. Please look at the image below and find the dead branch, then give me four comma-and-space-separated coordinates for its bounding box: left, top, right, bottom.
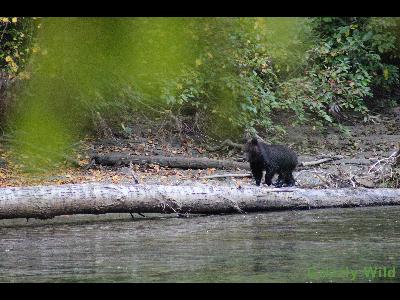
298, 157, 341, 168
314, 173, 332, 188
366, 145, 400, 187
368, 149, 399, 174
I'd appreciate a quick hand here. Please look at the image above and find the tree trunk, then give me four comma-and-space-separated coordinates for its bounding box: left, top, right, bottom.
1, 183, 400, 220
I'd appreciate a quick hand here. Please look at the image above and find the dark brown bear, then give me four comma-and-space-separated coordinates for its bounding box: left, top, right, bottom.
245, 137, 298, 187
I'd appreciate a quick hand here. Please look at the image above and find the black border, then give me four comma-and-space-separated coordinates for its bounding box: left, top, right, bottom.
2, 0, 399, 17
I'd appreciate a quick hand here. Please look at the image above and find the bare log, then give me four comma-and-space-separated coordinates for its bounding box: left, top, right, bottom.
1, 183, 400, 220
92, 153, 249, 170
199, 173, 252, 179
91, 153, 343, 171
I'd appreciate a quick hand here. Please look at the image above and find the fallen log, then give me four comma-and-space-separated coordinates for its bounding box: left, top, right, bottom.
199, 173, 252, 179
1, 183, 400, 220
91, 153, 341, 171
92, 153, 249, 170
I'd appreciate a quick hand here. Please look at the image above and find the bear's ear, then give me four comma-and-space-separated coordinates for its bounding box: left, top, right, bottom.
251, 137, 258, 145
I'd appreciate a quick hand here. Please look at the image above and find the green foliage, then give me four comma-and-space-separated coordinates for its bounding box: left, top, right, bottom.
263, 18, 313, 79
159, 18, 307, 137
5, 18, 205, 170
366, 18, 400, 93
280, 17, 400, 128
2, 17, 400, 172
0, 17, 38, 75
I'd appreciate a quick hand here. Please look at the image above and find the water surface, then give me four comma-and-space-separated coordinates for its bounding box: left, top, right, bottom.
1, 206, 399, 282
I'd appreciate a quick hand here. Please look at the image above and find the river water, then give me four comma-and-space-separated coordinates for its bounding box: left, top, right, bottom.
0, 206, 399, 282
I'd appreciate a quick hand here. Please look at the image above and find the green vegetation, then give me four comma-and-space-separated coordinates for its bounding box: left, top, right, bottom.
1, 17, 400, 171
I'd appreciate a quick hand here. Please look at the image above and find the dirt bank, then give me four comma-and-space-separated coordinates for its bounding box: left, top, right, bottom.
0, 112, 399, 189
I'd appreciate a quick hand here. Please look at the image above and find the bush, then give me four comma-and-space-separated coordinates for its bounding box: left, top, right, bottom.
158, 18, 300, 138
0, 17, 39, 125
280, 17, 400, 128
0, 17, 38, 76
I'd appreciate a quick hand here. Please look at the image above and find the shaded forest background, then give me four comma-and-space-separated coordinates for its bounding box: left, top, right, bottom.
1, 17, 400, 171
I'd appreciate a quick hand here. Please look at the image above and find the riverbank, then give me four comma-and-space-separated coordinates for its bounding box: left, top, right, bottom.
0, 111, 399, 189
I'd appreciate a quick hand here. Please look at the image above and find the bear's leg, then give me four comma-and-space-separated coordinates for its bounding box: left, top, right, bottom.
286, 172, 296, 187
280, 171, 296, 187
250, 163, 263, 186
264, 169, 274, 186
274, 173, 284, 187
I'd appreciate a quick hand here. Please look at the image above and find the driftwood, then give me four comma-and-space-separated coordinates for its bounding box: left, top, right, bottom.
366, 145, 400, 187
91, 153, 341, 171
1, 183, 400, 220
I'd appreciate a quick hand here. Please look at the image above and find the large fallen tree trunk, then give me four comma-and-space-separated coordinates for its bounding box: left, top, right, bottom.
1, 184, 400, 220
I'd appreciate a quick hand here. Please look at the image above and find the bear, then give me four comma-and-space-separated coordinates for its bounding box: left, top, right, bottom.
245, 137, 298, 187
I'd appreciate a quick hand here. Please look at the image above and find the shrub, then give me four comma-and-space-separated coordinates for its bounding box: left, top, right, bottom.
279, 17, 400, 128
